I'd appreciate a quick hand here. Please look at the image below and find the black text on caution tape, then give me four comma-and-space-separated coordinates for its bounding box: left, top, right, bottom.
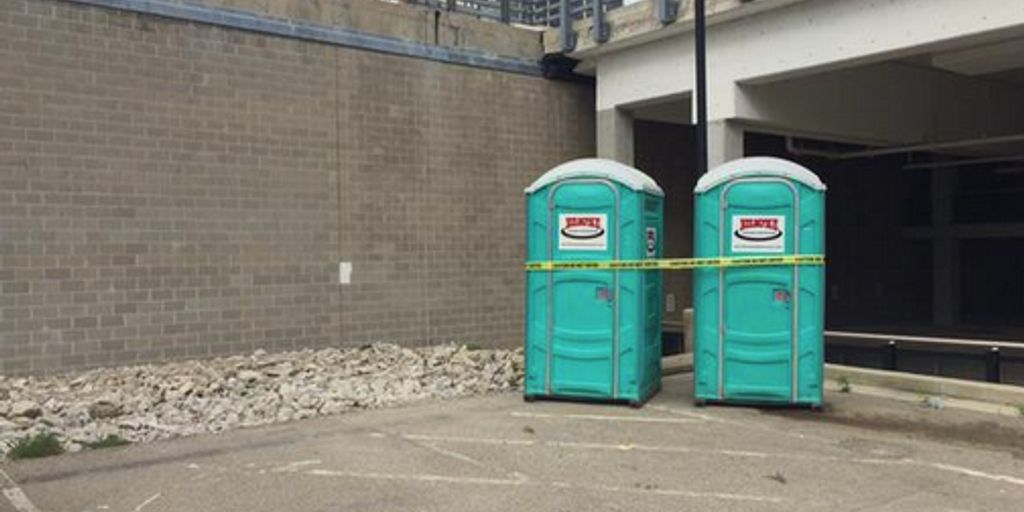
524, 255, 825, 271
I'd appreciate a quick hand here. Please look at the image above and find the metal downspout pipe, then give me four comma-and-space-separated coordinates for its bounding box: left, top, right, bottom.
593, 0, 609, 43
500, 0, 511, 23
559, 0, 576, 51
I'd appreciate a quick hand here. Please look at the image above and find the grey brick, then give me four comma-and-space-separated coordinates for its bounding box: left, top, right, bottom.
0, 0, 593, 376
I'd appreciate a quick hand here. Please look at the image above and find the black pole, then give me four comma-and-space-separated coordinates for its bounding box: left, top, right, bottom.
695, 0, 708, 174
500, 0, 511, 23
986, 347, 1001, 383
885, 340, 898, 371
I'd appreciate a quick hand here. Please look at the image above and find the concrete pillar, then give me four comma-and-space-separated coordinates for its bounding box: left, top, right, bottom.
707, 119, 744, 169
596, 107, 635, 165
932, 167, 960, 326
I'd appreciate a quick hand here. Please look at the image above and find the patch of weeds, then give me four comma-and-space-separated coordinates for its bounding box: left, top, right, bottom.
1017, 404, 1024, 417
6, 432, 65, 460
83, 434, 131, 450
837, 376, 851, 393
464, 344, 484, 351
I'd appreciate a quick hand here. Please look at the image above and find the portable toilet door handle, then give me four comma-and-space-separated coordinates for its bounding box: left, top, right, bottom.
774, 288, 792, 309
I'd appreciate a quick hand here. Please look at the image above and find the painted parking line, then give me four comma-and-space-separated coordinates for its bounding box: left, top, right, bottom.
307, 469, 529, 487
132, 493, 162, 512
646, 404, 835, 443
304, 468, 781, 503
402, 434, 535, 446
547, 481, 783, 503
403, 433, 1024, 490
927, 462, 1024, 487
510, 411, 702, 424
1, 489, 40, 512
403, 433, 876, 461
271, 460, 323, 473
0, 468, 40, 512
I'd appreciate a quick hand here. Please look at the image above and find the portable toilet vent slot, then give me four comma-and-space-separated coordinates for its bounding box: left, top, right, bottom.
524, 158, 664, 406
693, 157, 826, 407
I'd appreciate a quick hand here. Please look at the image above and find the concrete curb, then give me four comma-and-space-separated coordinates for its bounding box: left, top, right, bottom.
662, 353, 693, 376
825, 380, 1022, 417
659, 357, 1024, 408
827, 364, 1024, 406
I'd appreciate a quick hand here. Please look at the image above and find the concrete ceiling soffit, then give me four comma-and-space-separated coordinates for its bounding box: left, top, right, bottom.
932, 38, 1024, 76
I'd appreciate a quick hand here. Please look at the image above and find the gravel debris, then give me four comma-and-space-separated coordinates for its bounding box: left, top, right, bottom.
0, 343, 524, 458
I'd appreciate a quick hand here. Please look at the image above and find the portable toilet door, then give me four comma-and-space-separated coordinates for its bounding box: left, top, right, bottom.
692, 157, 826, 407
523, 158, 664, 405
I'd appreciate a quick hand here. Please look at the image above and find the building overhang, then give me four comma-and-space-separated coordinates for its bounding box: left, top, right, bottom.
543, 0, 812, 73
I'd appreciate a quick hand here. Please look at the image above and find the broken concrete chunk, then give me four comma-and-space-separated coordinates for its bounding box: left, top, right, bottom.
10, 400, 42, 419
88, 399, 123, 420
0, 343, 524, 460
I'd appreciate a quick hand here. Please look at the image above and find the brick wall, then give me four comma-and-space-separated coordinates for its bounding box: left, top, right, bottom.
0, 0, 594, 375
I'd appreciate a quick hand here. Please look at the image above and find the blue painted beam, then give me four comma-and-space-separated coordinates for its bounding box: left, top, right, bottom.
64, 0, 544, 76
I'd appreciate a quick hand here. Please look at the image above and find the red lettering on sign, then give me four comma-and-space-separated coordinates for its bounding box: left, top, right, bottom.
739, 218, 779, 230
565, 217, 602, 228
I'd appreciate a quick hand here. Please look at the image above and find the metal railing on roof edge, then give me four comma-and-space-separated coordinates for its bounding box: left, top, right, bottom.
400, 0, 625, 27
825, 330, 1024, 384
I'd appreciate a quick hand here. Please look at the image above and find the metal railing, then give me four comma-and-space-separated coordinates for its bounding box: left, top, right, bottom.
825, 330, 1024, 384
401, 0, 625, 26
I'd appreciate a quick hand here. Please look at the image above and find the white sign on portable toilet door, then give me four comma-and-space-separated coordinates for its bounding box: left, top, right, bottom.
558, 213, 608, 251
731, 215, 785, 253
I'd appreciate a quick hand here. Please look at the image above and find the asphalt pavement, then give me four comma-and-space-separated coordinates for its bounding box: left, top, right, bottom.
4, 373, 1024, 511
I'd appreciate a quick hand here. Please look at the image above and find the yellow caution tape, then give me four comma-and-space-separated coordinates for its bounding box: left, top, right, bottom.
525, 254, 825, 271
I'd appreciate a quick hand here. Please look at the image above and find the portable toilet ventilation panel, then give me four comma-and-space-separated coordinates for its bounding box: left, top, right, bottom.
524, 158, 664, 405
693, 157, 826, 407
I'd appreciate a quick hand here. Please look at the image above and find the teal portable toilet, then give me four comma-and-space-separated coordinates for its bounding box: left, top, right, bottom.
692, 157, 826, 407
524, 158, 664, 405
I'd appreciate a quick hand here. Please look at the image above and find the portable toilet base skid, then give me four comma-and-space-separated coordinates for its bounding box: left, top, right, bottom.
523, 158, 664, 406
692, 157, 826, 408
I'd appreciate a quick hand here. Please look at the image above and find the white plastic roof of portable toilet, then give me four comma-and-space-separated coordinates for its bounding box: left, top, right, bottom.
694, 157, 826, 193
525, 158, 665, 197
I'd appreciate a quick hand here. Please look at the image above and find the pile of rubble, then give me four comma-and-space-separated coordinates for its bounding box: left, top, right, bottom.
0, 343, 524, 457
